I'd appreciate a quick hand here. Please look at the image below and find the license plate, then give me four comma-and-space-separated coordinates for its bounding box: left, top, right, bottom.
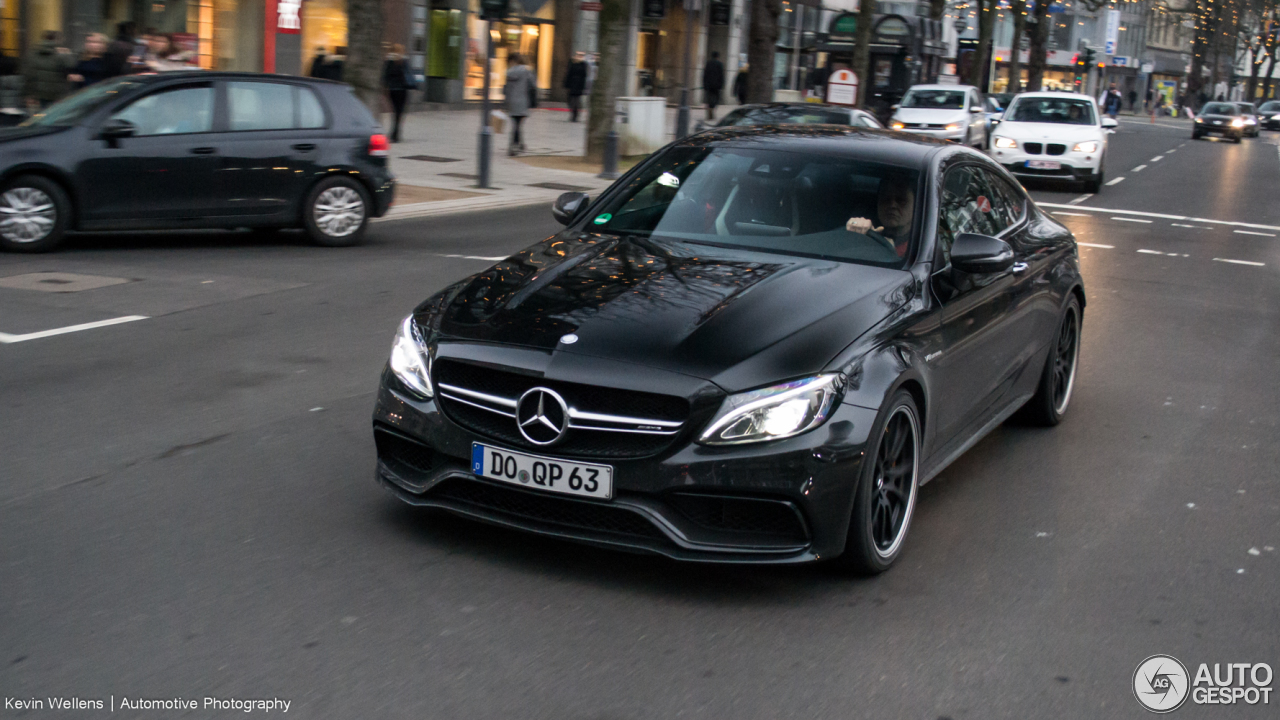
1027, 160, 1061, 170
471, 443, 613, 499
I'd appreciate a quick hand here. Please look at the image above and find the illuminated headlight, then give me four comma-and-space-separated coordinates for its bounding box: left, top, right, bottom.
1244, 117, 1256, 124
1272, 114, 1280, 120
389, 316, 434, 398
699, 375, 843, 445
993, 137, 1018, 149
1195, 117, 1203, 123
944, 123, 962, 131
891, 122, 905, 130
1072, 141, 1099, 153
1230, 118, 1245, 127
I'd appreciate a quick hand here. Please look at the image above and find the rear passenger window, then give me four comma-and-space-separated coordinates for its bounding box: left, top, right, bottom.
227, 82, 328, 131
937, 166, 1003, 263
979, 170, 1026, 229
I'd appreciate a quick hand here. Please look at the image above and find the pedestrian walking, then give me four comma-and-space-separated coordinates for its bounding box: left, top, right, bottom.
67, 33, 111, 88
1099, 82, 1122, 119
563, 51, 587, 122
383, 44, 414, 142
317, 47, 346, 82
702, 51, 725, 120
1126, 89, 1137, 112
733, 64, 748, 105
23, 31, 75, 112
505, 53, 535, 155
104, 21, 139, 77
309, 46, 328, 78
0, 55, 25, 127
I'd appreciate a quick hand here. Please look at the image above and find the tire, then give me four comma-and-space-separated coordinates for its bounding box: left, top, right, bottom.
1191, 131, 1201, 140
1083, 165, 1103, 194
0, 174, 70, 253
1016, 295, 1082, 427
302, 176, 371, 247
835, 389, 922, 575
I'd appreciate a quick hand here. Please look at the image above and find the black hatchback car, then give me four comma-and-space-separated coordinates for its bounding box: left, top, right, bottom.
373, 126, 1084, 573
1192, 102, 1249, 142
0, 72, 394, 252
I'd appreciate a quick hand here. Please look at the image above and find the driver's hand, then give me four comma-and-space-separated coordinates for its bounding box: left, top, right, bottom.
845, 217, 882, 234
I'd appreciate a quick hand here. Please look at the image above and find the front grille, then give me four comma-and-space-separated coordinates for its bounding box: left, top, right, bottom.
1047, 143, 1066, 155
434, 359, 689, 459
375, 429, 446, 476
1024, 142, 1043, 155
668, 493, 808, 542
432, 477, 665, 540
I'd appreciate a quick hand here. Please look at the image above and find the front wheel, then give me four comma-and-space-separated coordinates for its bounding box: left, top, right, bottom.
0, 175, 70, 253
1083, 167, 1103, 194
836, 390, 921, 574
1017, 295, 1082, 426
303, 176, 371, 247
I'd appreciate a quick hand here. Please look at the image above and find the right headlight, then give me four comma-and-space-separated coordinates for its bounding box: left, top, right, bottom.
1072, 141, 1099, 153
993, 137, 1018, 149
1195, 117, 1203, 123
388, 315, 434, 399
698, 375, 844, 446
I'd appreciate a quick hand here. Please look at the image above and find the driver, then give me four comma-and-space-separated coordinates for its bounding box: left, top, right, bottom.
845, 173, 915, 258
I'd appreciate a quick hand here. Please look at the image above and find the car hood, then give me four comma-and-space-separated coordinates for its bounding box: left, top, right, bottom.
1197, 114, 1239, 122
893, 108, 969, 124
995, 121, 1102, 141
427, 233, 913, 392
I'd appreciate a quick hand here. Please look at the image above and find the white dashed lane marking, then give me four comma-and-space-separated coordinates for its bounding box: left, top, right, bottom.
439, 254, 508, 261
1051, 211, 1091, 217
1077, 242, 1114, 248
1213, 258, 1266, 267
1151, 155, 1164, 162
1038, 203, 1280, 233
1131, 164, 1147, 172
1106, 177, 1125, 186
1137, 250, 1189, 257
1068, 194, 1094, 205
0, 316, 149, 344
1233, 230, 1277, 237
1113, 217, 1152, 223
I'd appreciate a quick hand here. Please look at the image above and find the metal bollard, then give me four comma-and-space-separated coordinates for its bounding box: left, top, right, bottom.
599, 130, 620, 180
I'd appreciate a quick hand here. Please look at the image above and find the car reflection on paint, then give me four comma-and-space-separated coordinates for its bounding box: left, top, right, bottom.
373, 125, 1085, 573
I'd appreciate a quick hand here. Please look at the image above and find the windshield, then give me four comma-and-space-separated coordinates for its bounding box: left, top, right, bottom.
1260, 101, 1280, 113
719, 107, 851, 127
1201, 103, 1238, 116
900, 89, 966, 110
20, 78, 142, 127
587, 146, 920, 269
1008, 97, 1096, 125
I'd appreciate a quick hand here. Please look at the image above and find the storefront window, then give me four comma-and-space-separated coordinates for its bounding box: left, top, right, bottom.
303, 0, 349, 59
464, 0, 556, 101
428, 9, 463, 78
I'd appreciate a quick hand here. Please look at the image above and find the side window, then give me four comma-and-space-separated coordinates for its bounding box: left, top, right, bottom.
936, 166, 1004, 265
228, 82, 295, 131
298, 88, 326, 128
110, 85, 213, 136
984, 172, 1026, 229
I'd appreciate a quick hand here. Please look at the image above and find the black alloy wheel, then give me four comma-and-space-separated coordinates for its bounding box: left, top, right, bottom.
1017, 296, 1082, 426
838, 390, 920, 574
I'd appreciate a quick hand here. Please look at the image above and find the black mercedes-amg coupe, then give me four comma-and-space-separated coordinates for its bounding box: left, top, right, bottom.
373, 125, 1085, 573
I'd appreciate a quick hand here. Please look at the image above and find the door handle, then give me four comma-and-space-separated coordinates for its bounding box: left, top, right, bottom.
1011, 262, 1029, 274
190, 147, 217, 155
291, 143, 316, 152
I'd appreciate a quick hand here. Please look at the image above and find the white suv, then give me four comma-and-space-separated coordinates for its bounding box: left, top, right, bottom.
988, 91, 1117, 193
888, 85, 989, 149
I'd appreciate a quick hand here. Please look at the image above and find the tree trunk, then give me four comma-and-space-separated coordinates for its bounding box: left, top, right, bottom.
747, 0, 780, 103
1246, 42, 1263, 102
1187, 0, 1209, 104
586, 0, 627, 161
929, 0, 947, 20
346, 0, 386, 115
852, 0, 876, 106
966, 0, 996, 90
1007, 0, 1027, 94
1026, 0, 1050, 92
551, 0, 579, 103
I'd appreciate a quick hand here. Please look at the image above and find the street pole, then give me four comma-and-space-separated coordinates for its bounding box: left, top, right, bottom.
478, 20, 494, 189
676, 0, 697, 138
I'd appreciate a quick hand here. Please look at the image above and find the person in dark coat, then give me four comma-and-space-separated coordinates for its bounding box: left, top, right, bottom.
383, 44, 414, 142
23, 32, 75, 110
103, 22, 138, 77
505, 53, 535, 155
563, 51, 588, 122
68, 33, 111, 89
702, 51, 725, 120
733, 64, 748, 105
309, 46, 328, 78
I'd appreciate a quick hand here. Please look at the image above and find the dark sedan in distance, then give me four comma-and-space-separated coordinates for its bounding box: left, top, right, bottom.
373, 126, 1085, 573
0, 72, 394, 252
1192, 102, 1249, 142
1260, 100, 1280, 130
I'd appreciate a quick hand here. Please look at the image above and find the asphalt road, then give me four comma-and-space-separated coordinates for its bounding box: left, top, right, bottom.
2, 120, 1278, 719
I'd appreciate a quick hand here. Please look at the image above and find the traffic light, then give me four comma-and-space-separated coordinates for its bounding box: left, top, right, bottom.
480, 0, 508, 20
1082, 47, 1096, 68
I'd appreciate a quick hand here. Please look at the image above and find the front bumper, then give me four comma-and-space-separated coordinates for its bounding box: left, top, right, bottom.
1193, 121, 1244, 138
372, 371, 878, 564
992, 145, 1101, 181
1261, 117, 1280, 130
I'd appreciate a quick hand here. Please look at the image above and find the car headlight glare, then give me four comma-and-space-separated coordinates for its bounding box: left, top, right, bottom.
993, 137, 1018, 149
1195, 117, 1203, 123
699, 375, 843, 445
945, 123, 962, 131
1231, 118, 1245, 127
389, 316, 434, 398
890, 122, 905, 130
1072, 141, 1099, 153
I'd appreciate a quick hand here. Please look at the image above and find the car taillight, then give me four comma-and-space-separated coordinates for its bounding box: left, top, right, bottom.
368, 134, 389, 157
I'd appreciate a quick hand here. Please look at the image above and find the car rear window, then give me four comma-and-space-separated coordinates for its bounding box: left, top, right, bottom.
228, 82, 329, 130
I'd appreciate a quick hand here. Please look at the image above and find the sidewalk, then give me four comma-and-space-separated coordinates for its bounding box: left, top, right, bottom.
375, 103, 704, 222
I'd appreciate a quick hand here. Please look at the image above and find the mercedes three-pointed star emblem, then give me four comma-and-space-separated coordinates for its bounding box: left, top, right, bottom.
515, 387, 570, 446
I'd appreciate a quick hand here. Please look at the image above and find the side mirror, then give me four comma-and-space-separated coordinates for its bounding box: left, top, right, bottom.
552, 191, 589, 226
950, 233, 1014, 274
99, 118, 136, 140
1101, 117, 1118, 130
969, 106, 984, 114
890, 104, 900, 111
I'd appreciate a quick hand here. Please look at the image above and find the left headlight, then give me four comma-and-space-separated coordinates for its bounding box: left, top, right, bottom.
1230, 118, 1245, 127
993, 137, 1018, 149
389, 316, 434, 399
698, 375, 843, 446
1072, 141, 1100, 153
944, 123, 962, 131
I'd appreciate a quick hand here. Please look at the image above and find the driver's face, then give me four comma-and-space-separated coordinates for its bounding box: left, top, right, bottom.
878, 182, 915, 233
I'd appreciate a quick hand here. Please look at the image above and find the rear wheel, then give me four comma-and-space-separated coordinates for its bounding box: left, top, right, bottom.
1017, 295, 1081, 426
0, 175, 69, 253
836, 390, 921, 574
303, 176, 370, 247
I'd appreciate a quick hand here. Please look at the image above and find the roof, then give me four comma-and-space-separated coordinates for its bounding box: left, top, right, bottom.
676, 124, 952, 168
116, 71, 343, 86
907, 84, 979, 91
